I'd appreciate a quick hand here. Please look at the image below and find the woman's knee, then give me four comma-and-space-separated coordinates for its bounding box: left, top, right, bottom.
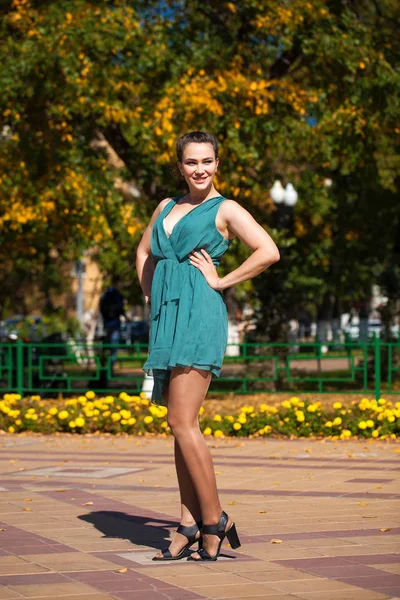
167, 414, 198, 438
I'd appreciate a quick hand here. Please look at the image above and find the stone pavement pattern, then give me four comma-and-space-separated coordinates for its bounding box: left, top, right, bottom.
0, 433, 399, 600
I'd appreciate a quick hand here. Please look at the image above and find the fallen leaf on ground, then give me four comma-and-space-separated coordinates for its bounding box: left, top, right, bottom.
23, 508, 31, 511
375, 486, 383, 489
228, 501, 236, 505
214, 471, 221, 475
82, 501, 93, 506
24, 498, 32, 501
379, 528, 391, 532
55, 489, 67, 492
358, 502, 368, 506
362, 515, 377, 518
259, 511, 268, 513
115, 568, 127, 573
270, 539, 283, 544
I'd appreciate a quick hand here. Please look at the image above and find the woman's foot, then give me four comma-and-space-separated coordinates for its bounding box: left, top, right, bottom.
189, 514, 233, 561
153, 521, 201, 560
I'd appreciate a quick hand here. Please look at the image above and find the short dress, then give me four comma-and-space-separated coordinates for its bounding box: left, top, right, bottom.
142, 195, 232, 406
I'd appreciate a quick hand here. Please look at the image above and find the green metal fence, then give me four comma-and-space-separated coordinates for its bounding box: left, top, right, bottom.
0, 337, 399, 399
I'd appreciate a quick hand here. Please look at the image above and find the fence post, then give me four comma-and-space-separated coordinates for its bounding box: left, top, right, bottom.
374, 334, 381, 401
16, 339, 24, 398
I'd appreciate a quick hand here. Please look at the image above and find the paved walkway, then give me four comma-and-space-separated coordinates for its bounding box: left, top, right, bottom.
0, 433, 399, 600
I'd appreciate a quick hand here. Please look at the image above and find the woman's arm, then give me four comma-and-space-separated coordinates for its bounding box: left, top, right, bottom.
216, 200, 280, 291
135, 198, 171, 307
188, 199, 280, 291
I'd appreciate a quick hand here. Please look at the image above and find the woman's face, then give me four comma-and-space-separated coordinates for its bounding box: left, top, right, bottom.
179, 142, 219, 193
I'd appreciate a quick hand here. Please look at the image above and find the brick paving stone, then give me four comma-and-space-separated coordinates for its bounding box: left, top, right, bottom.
0, 587, 23, 599
7, 582, 102, 597
291, 591, 392, 600
28, 596, 114, 600
0, 434, 399, 600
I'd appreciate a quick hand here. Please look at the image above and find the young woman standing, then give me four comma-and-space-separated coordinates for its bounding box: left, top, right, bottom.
136, 131, 280, 561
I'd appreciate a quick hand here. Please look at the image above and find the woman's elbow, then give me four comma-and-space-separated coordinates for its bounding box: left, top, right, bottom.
271, 248, 280, 264
259, 247, 280, 266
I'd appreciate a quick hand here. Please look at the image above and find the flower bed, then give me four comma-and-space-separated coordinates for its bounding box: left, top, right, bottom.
0, 392, 398, 440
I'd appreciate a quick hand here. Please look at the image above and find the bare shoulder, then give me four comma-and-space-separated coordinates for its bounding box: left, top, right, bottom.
219, 198, 253, 223
218, 198, 273, 251
220, 199, 245, 216
158, 196, 174, 212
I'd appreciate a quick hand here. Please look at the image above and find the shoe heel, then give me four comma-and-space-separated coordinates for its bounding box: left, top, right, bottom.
226, 523, 241, 549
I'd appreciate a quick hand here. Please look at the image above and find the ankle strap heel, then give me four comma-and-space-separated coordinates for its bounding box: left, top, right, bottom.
187, 510, 241, 561
226, 522, 241, 549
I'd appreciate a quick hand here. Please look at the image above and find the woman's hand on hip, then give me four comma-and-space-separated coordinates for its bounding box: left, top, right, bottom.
188, 249, 221, 290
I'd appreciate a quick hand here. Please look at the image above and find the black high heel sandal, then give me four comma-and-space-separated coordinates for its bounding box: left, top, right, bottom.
152, 520, 203, 561
187, 511, 241, 561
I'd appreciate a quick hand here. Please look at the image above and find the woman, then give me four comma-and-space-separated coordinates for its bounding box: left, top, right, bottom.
135, 131, 280, 561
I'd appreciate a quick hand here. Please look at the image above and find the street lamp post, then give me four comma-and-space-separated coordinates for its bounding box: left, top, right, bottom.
270, 180, 298, 228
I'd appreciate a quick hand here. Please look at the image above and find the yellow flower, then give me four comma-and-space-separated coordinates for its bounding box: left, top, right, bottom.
325, 421, 333, 428
144, 416, 153, 424
263, 425, 272, 434
49, 407, 58, 416
366, 419, 374, 428
238, 414, 247, 424
15, 419, 21, 425
85, 391, 95, 399
199, 406, 205, 415
103, 410, 111, 417
120, 410, 131, 420
213, 414, 222, 422
69, 421, 76, 428
128, 417, 137, 425
333, 402, 342, 409
290, 397, 300, 406
340, 429, 352, 438
203, 427, 212, 435
75, 417, 85, 427
233, 422, 242, 430
225, 415, 234, 422
358, 421, 367, 429
307, 404, 316, 412
111, 412, 121, 422
296, 411, 305, 422
58, 410, 69, 420
214, 429, 224, 438
281, 400, 291, 409
161, 420, 168, 428
372, 429, 379, 438
121, 419, 127, 425
333, 417, 342, 426
8, 426, 15, 433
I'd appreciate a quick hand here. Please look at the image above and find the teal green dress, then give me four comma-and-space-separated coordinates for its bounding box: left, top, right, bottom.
142, 195, 232, 406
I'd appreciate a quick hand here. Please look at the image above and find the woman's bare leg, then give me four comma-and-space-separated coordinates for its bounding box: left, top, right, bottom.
153, 381, 202, 558
154, 366, 232, 560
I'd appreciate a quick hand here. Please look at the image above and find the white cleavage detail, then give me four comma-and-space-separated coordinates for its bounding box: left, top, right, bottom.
163, 218, 173, 238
